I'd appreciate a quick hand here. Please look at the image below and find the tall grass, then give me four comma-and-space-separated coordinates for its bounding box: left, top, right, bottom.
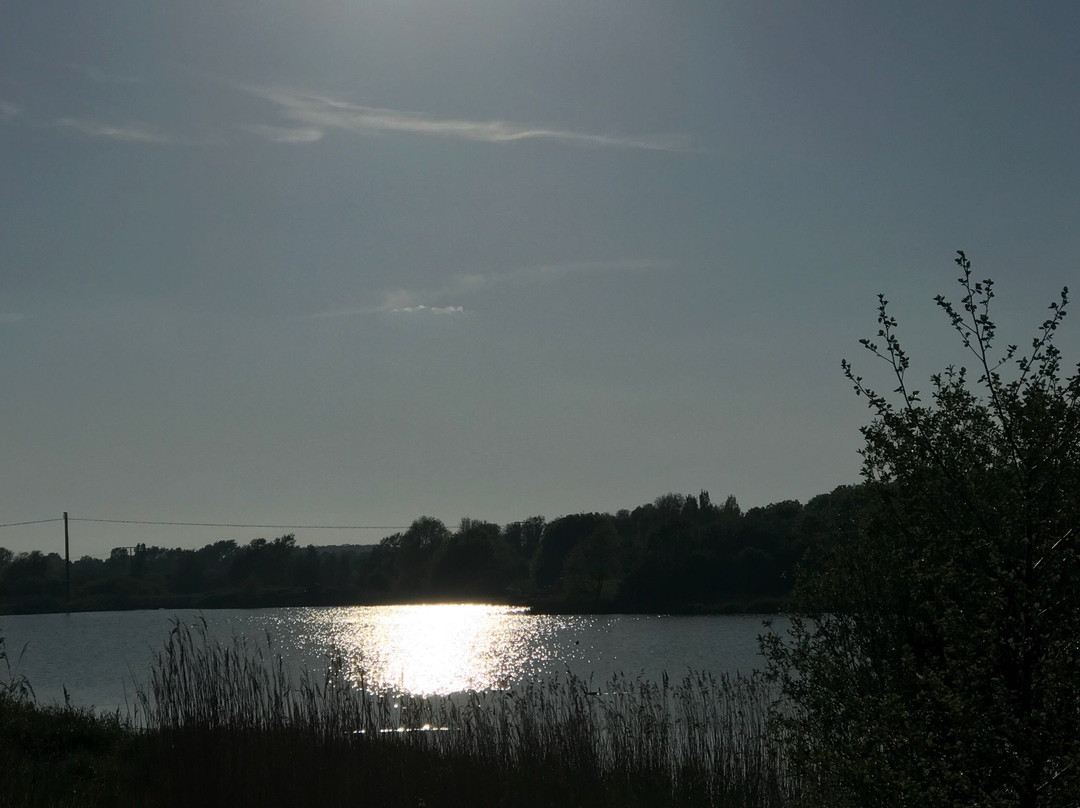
1, 630, 34, 702
129, 618, 801, 807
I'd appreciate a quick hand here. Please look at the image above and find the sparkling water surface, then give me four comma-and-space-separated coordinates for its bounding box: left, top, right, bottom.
0, 605, 778, 712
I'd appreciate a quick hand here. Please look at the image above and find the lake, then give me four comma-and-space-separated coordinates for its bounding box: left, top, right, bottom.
0, 605, 780, 713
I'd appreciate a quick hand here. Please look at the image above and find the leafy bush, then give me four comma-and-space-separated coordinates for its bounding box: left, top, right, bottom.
764, 253, 1080, 807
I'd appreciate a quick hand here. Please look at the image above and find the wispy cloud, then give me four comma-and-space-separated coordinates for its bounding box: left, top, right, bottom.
55, 117, 181, 144
241, 124, 324, 143
306, 290, 421, 319
305, 300, 465, 319
437, 258, 674, 298
246, 87, 690, 152
0, 313, 29, 325
0, 101, 20, 119
389, 305, 464, 315
305, 258, 671, 320
431, 257, 672, 302
30, 72, 690, 152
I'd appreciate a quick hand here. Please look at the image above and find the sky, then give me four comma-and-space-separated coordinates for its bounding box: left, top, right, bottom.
3, 1, 1079, 557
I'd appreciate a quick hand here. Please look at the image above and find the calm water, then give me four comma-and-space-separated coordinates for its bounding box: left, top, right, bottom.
0, 605, 779, 712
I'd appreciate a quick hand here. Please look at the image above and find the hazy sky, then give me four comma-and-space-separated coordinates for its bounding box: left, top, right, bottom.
3, 1, 1079, 557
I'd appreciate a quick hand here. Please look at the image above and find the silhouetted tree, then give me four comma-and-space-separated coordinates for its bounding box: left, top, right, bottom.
431, 519, 507, 597
531, 513, 608, 592
764, 254, 1080, 807
562, 518, 620, 604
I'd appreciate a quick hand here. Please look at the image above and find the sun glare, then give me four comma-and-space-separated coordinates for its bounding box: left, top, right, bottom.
310, 604, 537, 694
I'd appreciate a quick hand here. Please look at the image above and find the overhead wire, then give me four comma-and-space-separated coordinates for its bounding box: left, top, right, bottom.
70, 518, 409, 530
0, 518, 64, 529
0, 516, 411, 531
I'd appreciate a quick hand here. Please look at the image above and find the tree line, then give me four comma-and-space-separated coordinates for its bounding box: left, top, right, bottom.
0, 485, 864, 615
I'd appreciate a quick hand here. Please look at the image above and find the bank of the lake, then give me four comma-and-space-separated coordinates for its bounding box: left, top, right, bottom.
1, 614, 799, 808
0, 591, 785, 618
3, 487, 858, 624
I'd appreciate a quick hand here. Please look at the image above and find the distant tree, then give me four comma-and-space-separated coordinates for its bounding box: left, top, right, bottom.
617, 504, 706, 610
653, 492, 688, 517
404, 517, 451, 551
228, 535, 298, 589
395, 517, 450, 594
562, 518, 620, 604
431, 519, 505, 597
169, 553, 204, 594
531, 514, 608, 591
503, 516, 545, 558
106, 547, 130, 571
763, 254, 1080, 807
2, 550, 63, 601
734, 501, 802, 596
698, 490, 714, 513
721, 495, 741, 518
681, 493, 700, 518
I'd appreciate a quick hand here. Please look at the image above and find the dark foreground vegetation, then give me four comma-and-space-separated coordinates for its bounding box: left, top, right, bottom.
763, 255, 1080, 806
1, 623, 799, 808
0, 486, 866, 615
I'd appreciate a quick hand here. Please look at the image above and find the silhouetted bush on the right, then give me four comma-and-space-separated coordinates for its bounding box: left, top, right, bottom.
764, 254, 1080, 807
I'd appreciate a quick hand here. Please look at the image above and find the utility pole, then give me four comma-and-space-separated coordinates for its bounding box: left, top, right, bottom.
64, 511, 71, 602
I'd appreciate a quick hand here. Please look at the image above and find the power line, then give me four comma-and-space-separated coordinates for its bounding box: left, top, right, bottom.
0, 518, 63, 529
69, 517, 410, 530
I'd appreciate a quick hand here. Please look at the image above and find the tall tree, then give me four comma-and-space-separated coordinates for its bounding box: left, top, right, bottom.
763, 253, 1080, 807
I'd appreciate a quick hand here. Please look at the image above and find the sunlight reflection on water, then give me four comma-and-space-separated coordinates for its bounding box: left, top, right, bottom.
1, 605, 776, 708
306, 604, 573, 694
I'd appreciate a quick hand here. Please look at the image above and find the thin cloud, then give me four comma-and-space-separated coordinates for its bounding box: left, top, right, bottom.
248, 87, 690, 152
389, 305, 464, 315
0, 101, 20, 119
303, 301, 465, 319
0, 313, 29, 325
55, 117, 180, 144
242, 124, 324, 144
305, 258, 671, 320
373, 289, 465, 315
378, 290, 419, 312
305, 289, 466, 319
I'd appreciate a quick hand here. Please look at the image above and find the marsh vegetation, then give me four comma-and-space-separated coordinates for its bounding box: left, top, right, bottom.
2, 622, 798, 807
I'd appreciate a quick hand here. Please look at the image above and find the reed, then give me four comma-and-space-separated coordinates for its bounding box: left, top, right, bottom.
127, 617, 802, 807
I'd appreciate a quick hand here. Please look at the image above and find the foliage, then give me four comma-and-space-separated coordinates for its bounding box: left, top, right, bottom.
762, 253, 1080, 807
0, 694, 138, 808
1, 486, 835, 614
